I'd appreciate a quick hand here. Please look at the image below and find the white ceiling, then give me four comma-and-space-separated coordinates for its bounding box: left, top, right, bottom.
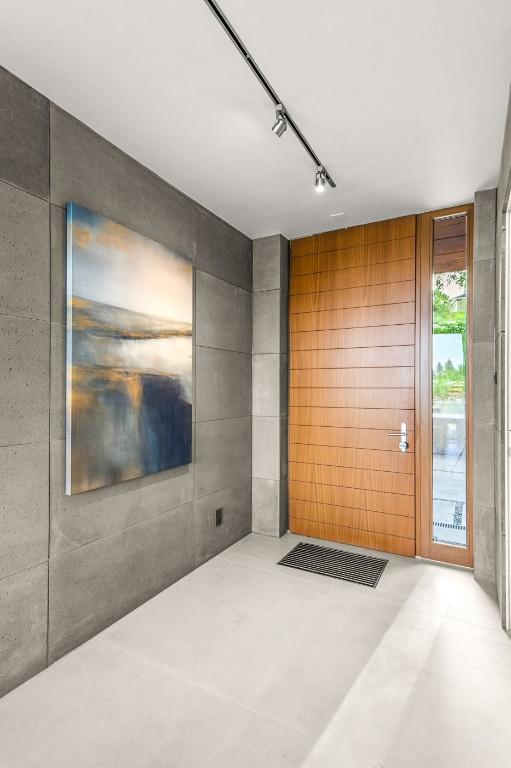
1, 0, 511, 239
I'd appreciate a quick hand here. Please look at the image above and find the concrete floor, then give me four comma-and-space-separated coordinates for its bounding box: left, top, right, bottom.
0, 532, 509, 768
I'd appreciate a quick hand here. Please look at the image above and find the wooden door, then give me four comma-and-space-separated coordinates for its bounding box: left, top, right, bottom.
288, 216, 417, 556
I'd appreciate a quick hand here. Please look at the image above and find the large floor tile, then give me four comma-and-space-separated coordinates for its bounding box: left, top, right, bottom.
100, 555, 401, 737
0, 639, 310, 768
0, 533, 508, 768
223, 534, 502, 630
382, 619, 511, 768
218, 532, 370, 593
316, 614, 511, 768
385, 559, 502, 629
203, 708, 314, 768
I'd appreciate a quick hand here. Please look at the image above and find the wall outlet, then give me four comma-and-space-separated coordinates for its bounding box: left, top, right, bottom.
215, 508, 223, 527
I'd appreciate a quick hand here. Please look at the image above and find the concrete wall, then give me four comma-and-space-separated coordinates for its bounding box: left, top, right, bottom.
252, 236, 289, 536
0, 66, 252, 696
495, 88, 511, 625
473, 189, 497, 585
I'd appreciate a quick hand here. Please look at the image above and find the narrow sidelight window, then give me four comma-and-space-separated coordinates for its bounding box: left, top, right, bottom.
431, 214, 468, 548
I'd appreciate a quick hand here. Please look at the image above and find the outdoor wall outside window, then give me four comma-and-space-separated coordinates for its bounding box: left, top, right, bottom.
431, 214, 469, 548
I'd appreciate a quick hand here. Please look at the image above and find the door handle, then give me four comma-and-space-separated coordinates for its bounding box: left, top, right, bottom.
387, 422, 408, 453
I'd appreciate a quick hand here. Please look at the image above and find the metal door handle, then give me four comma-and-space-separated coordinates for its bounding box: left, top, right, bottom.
387, 422, 408, 453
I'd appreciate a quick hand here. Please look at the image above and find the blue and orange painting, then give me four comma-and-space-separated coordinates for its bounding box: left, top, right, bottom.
66, 203, 192, 495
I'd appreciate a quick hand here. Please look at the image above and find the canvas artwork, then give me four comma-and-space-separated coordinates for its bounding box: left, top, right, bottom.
66, 203, 193, 495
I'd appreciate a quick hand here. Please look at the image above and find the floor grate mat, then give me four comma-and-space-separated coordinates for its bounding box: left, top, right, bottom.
278, 541, 388, 588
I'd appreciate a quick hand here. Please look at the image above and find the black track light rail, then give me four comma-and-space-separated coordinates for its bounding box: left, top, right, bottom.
203, 0, 336, 188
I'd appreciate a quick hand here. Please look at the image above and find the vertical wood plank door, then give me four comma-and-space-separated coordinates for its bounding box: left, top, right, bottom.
289, 216, 417, 556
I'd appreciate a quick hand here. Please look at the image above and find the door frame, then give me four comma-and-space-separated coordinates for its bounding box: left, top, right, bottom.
416, 203, 474, 566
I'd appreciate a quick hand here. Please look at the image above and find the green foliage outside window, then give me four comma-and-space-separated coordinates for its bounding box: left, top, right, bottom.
432, 271, 467, 401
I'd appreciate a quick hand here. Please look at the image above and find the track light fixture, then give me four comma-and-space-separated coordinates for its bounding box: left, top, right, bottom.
315, 166, 327, 193
204, 0, 336, 192
272, 104, 287, 137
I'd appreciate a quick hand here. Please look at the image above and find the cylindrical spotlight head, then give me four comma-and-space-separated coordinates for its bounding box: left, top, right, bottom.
315, 166, 327, 193
272, 117, 287, 137
272, 104, 287, 137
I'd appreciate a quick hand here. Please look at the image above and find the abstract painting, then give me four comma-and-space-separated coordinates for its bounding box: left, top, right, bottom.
66, 203, 192, 495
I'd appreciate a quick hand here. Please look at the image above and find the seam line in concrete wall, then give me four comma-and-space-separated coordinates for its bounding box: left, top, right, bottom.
253, 288, 289, 295
48, 492, 196, 559
0, 311, 51, 323
0, 439, 48, 449
196, 269, 252, 295
194, 345, 251, 356
194, 478, 251, 502
0, 176, 49, 206
195, 268, 252, 292
49, 500, 196, 560
0, 557, 49, 583
195, 415, 251, 424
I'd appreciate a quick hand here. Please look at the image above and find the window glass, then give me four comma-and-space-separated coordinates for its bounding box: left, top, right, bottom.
432, 214, 468, 548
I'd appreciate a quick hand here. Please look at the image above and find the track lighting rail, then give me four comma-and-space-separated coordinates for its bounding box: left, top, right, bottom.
203, 0, 336, 189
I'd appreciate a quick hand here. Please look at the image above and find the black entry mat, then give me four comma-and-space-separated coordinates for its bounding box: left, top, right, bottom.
278, 541, 388, 588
